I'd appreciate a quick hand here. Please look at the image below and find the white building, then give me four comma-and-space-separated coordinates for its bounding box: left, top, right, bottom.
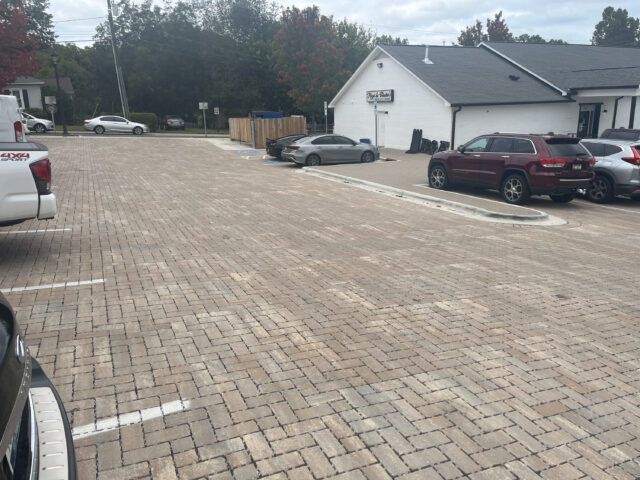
330, 43, 640, 150
3, 77, 45, 110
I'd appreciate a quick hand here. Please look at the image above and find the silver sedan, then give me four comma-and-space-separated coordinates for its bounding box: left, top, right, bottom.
282, 134, 379, 166
83, 115, 150, 135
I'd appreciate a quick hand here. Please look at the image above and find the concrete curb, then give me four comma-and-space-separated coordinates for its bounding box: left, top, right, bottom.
302, 167, 553, 223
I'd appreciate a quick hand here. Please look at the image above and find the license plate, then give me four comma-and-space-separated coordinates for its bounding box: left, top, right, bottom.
573, 164, 582, 170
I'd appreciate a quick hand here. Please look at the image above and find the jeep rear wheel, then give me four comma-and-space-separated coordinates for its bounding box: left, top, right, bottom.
501, 174, 530, 204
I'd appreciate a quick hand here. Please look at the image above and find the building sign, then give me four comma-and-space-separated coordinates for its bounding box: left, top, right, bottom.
366, 90, 394, 103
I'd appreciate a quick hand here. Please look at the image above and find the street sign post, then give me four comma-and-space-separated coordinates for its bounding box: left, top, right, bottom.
45, 98, 57, 130
199, 102, 208, 137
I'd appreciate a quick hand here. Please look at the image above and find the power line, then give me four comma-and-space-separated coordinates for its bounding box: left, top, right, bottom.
54, 16, 106, 23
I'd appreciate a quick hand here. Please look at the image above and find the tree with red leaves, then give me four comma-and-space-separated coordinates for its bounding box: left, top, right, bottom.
271, 6, 347, 125
0, 1, 40, 91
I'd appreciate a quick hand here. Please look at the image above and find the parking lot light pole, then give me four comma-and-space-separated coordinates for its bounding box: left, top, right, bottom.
51, 52, 68, 136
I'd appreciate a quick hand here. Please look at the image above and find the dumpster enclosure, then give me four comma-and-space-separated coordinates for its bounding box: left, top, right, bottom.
229, 116, 306, 149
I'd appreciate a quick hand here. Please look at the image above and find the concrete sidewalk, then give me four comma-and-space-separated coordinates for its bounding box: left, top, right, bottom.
304, 147, 551, 221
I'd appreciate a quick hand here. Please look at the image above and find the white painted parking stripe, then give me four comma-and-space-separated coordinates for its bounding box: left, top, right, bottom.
0, 279, 105, 293
0, 228, 72, 235
72, 399, 191, 440
574, 199, 640, 215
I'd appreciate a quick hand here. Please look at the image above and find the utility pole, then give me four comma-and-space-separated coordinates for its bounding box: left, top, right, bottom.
106, 0, 129, 118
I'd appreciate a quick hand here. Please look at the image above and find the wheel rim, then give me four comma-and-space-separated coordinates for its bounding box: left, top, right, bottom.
309, 156, 319, 166
96, 127, 104, 134
35, 125, 44, 133
362, 152, 373, 162
430, 168, 445, 188
134, 127, 141, 135
504, 177, 523, 202
589, 178, 607, 200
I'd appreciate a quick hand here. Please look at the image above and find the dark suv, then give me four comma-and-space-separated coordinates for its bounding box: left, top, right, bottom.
429, 133, 595, 204
0, 292, 76, 479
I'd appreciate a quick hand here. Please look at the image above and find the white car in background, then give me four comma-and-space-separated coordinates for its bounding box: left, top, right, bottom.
22, 112, 54, 134
84, 115, 150, 135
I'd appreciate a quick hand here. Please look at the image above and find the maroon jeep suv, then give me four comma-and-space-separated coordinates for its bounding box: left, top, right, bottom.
428, 133, 595, 204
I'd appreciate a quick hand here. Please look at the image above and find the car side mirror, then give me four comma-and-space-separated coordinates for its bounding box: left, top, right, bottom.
457, 145, 465, 153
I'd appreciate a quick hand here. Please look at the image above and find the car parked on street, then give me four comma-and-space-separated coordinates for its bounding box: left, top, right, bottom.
83, 115, 150, 135
580, 138, 640, 203
0, 292, 77, 479
163, 115, 185, 130
21, 113, 54, 134
282, 134, 379, 166
266, 134, 307, 159
429, 133, 595, 204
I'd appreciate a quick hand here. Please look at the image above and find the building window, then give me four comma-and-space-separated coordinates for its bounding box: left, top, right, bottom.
22, 89, 30, 109
11, 90, 22, 107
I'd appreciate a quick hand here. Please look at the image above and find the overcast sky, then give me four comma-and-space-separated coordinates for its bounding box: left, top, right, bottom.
51, 0, 639, 47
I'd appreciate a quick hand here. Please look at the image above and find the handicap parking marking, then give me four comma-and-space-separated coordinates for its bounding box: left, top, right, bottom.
72, 399, 191, 440
0, 228, 72, 235
236, 150, 259, 154
1, 278, 105, 293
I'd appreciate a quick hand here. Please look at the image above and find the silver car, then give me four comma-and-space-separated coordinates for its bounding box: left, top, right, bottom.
580, 138, 640, 202
83, 115, 150, 135
21, 112, 54, 134
282, 134, 379, 166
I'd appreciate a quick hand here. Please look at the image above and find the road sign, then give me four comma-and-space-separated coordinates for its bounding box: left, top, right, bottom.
44, 96, 56, 105
199, 102, 208, 110
324, 101, 327, 116
46, 104, 57, 114
214, 107, 219, 115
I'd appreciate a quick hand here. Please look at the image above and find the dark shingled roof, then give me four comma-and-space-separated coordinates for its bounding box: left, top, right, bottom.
483, 42, 640, 91
380, 45, 569, 106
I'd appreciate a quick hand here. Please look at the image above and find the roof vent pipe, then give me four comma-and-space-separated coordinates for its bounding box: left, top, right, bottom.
423, 46, 433, 65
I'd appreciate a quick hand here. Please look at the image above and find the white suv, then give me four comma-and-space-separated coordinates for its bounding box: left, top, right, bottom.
581, 138, 640, 203
22, 112, 54, 134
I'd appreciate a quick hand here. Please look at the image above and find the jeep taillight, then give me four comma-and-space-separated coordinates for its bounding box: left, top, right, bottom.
540, 157, 566, 168
621, 147, 640, 166
14, 121, 24, 142
29, 159, 51, 195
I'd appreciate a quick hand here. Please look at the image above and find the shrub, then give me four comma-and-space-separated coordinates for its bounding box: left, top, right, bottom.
129, 112, 158, 132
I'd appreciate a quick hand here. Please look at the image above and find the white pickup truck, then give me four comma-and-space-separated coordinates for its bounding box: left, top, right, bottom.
0, 95, 56, 226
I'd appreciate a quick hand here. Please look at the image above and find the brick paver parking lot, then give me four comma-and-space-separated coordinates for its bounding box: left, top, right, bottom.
1, 136, 639, 479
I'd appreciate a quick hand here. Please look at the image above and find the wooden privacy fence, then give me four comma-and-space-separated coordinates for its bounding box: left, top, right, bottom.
229, 116, 306, 149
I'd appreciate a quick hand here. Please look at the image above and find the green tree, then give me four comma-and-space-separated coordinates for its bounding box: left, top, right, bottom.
592, 6, 640, 46
458, 20, 485, 46
486, 11, 514, 42
515, 34, 567, 44
375, 34, 409, 46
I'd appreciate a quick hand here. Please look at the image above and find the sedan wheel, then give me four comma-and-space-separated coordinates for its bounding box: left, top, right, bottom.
34, 123, 46, 134
360, 151, 374, 163
586, 175, 613, 203
133, 126, 143, 135
501, 174, 530, 204
428, 165, 449, 190
94, 125, 105, 135
306, 154, 321, 166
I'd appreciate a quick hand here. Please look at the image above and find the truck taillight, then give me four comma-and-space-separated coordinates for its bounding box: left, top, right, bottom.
621, 147, 640, 166
540, 157, 566, 168
30, 159, 51, 195
14, 121, 24, 142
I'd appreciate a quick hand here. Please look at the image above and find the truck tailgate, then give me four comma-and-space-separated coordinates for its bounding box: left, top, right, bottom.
0, 142, 51, 224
